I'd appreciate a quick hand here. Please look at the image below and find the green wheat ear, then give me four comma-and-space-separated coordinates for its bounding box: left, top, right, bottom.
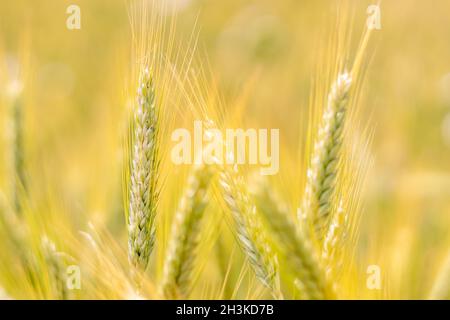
254, 182, 335, 300
161, 164, 213, 299
300, 72, 352, 239
219, 168, 279, 296
7, 81, 27, 214
127, 67, 160, 273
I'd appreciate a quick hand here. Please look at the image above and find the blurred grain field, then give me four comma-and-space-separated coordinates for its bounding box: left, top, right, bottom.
0, 0, 449, 299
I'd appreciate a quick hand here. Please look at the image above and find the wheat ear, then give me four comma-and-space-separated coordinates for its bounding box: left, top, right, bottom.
219, 169, 279, 294
161, 164, 213, 299
300, 72, 352, 239
41, 237, 68, 300
254, 183, 335, 300
128, 67, 159, 272
8, 87, 26, 213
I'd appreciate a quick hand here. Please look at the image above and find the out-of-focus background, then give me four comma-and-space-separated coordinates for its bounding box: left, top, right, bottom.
0, 0, 449, 299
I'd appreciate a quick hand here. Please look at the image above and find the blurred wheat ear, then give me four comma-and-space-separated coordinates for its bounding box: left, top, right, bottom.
12, 96, 26, 212
126, 67, 160, 274
161, 164, 213, 299
5, 79, 27, 214
41, 237, 68, 300
219, 168, 280, 297
300, 72, 352, 239
253, 181, 335, 300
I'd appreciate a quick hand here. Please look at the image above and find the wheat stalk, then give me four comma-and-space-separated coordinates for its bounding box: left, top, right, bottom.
127, 67, 160, 272
300, 72, 352, 239
219, 168, 279, 294
254, 182, 335, 299
161, 164, 213, 299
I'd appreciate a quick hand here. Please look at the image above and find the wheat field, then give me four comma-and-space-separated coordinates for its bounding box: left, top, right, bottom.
0, 0, 449, 300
